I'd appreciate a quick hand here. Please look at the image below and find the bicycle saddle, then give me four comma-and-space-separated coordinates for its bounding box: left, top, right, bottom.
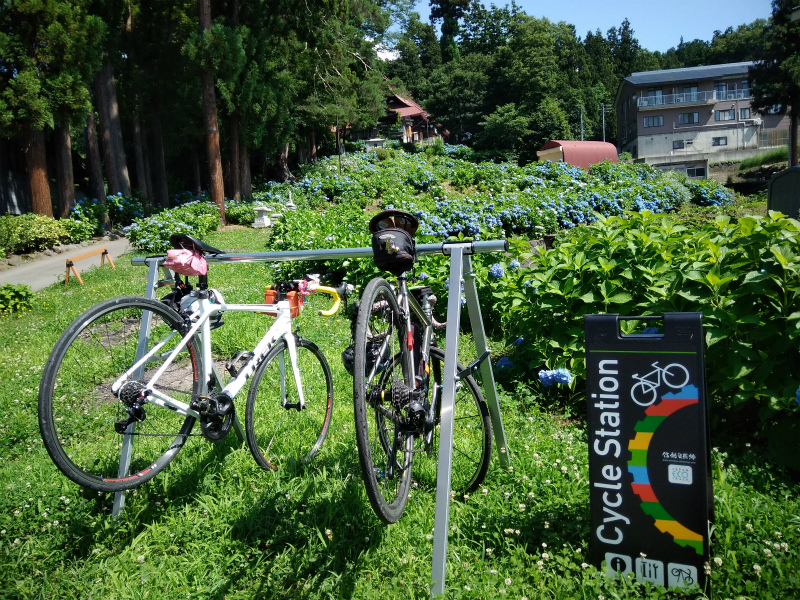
170, 233, 223, 255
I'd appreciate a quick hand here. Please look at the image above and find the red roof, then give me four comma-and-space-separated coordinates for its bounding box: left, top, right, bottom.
538, 140, 618, 171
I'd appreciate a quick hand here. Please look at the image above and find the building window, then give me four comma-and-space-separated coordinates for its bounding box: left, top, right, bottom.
712, 136, 728, 146
740, 107, 751, 119
683, 85, 699, 101
742, 80, 751, 96
714, 82, 728, 99
679, 112, 699, 124
687, 166, 706, 178
673, 140, 685, 150
643, 115, 664, 128
715, 109, 735, 121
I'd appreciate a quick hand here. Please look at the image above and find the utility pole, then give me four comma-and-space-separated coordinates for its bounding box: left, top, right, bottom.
580, 106, 584, 141
602, 103, 607, 142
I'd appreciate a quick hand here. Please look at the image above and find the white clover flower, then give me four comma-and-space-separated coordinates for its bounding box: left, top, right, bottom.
714, 557, 723, 567
753, 564, 762, 576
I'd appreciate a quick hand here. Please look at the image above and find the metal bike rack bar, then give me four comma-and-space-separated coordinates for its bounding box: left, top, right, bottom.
127, 242, 511, 597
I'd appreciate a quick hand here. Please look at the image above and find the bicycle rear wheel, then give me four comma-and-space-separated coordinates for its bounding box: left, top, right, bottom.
353, 277, 413, 524
245, 337, 333, 470
38, 297, 200, 492
412, 347, 492, 494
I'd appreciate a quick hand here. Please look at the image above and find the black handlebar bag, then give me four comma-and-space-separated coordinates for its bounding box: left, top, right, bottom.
369, 210, 418, 276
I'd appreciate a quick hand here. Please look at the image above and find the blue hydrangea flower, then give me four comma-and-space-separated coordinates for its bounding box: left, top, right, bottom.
642, 327, 661, 334
796, 384, 800, 408
418, 272, 429, 281
539, 368, 572, 387
496, 357, 513, 371
509, 259, 521, 270
489, 263, 505, 279
513, 337, 524, 346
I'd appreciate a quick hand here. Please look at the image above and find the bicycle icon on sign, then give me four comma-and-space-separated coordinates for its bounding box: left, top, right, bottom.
630, 362, 690, 406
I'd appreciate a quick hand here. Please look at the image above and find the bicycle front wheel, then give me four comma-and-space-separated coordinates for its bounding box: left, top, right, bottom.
38, 297, 200, 492
245, 337, 333, 471
353, 277, 413, 524
409, 347, 492, 494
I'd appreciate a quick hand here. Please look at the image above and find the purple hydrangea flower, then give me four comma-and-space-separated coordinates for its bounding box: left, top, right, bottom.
489, 263, 505, 279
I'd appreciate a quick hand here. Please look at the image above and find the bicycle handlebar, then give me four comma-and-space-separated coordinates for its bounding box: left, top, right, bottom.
315, 285, 341, 317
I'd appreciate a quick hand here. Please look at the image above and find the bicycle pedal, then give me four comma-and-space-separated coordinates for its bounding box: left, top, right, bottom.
281, 402, 303, 411
226, 351, 254, 378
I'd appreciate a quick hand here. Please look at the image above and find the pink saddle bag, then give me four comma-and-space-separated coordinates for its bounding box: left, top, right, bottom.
163, 249, 208, 276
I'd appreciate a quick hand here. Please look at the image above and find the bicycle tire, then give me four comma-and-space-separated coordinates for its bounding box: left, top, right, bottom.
353, 277, 413, 524
662, 363, 690, 389
38, 297, 200, 492
630, 380, 658, 406
245, 337, 333, 471
406, 347, 492, 494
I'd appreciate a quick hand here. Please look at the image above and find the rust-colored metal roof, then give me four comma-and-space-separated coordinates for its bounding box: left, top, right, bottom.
538, 140, 618, 171
388, 94, 428, 119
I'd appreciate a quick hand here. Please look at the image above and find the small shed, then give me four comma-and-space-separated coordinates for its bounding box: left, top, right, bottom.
537, 140, 618, 171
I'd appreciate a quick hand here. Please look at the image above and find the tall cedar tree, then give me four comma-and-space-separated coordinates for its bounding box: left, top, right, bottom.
749, 0, 799, 166
0, 0, 104, 216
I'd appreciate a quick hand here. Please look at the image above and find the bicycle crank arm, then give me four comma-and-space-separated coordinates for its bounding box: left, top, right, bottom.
281, 402, 304, 411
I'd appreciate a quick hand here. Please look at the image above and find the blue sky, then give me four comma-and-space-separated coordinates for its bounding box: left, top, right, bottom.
411, 0, 774, 53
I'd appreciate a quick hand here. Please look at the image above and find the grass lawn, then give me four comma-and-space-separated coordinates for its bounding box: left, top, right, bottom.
1, 226, 798, 599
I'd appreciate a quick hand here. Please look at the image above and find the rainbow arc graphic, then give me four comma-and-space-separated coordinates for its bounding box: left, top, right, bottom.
627, 384, 704, 555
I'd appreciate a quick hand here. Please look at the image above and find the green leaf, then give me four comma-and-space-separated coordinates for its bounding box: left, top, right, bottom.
607, 292, 633, 304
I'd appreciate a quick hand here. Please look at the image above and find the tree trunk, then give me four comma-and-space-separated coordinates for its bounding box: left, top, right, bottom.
24, 128, 52, 217
54, 122, 75, 218
240, 144, 252, 197
230, 111, 241, 200
150, 103, 169, 208
191, 146, 202, 196
309, 130, 317, 162
199, 0, 226, 224
132, 112, 149, 201
140, 121, 154, 215
85, 110, 106, 202
94, 59, 131, 196
276, 143, 293, 182
94, 63, 120, 195
790, 107, 798, 167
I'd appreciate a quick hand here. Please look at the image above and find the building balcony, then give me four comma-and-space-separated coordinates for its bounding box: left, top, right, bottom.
637, 89, 752, 109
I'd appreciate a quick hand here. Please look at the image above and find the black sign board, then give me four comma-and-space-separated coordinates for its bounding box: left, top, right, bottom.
585, 313, 712, 591
767, 166, 800, 219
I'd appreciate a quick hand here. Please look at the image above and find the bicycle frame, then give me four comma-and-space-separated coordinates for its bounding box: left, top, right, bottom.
111, 293, 307, 420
